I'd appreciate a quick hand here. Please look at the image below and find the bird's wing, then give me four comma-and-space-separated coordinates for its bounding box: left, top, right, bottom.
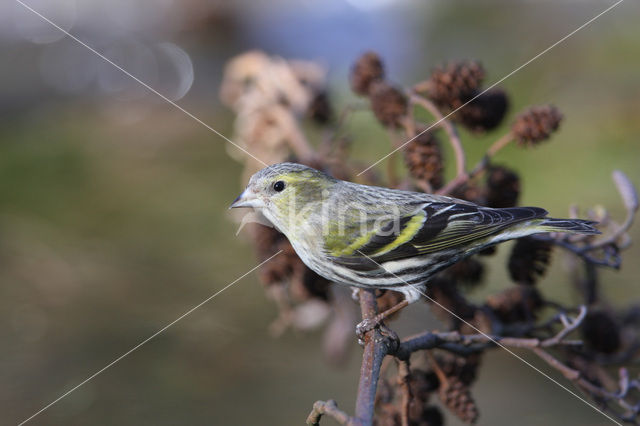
327, 202, 548, 271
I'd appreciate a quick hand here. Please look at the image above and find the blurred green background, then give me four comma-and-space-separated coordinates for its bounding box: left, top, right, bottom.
1, 1, 639, 425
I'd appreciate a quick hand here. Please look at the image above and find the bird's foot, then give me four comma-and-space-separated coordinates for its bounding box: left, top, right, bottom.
379, 324, 400, 352
356, 319, 400, 350
356, 317, 377, 344
355, 300, 409, 346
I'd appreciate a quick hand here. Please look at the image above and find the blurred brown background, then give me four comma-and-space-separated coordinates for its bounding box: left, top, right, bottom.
1, 1, 639, 425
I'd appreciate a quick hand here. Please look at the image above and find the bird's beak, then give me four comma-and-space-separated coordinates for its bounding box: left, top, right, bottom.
229, 188, 263, 209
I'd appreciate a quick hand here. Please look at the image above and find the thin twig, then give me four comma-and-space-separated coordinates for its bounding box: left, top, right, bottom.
354, 289, 391, 425
532, 234, 622, 269
531, 348, 580, 380
586, 208, 635, 250
486, 131, 515, 157
437, 130, 514, 195
397, 360, 412, 426
541, 306, 587, 347
332, 102, 369, 138
386, 129, 402, 187
395, 309, 586, 360
409, 93, 466, 178
306, 400, 355, 426
425, 350, 449, 386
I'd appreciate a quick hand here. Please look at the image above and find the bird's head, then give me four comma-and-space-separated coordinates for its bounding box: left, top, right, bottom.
230, 162, 337, 232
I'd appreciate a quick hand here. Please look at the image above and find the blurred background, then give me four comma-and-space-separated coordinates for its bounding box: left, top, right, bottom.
1, 0, 639, 424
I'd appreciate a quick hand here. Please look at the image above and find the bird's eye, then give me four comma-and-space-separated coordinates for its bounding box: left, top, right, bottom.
273, 180, 286, 192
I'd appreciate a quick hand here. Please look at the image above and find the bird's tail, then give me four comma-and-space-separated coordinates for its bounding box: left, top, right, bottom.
529, 217, 601, 235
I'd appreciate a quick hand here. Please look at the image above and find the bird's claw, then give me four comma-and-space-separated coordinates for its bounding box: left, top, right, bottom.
380, 324, 400, 352
356, 318, 377, 345
355, 319, 400, 352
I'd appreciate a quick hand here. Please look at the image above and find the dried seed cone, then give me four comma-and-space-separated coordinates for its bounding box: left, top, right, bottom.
307, 91, 333, 124
450, 182, 486, 206
298, 265, 331, 300
457, 88, 509, 132
485, 165, 520, 208
427, 60, 485, 110
369, 81, 408, 128
258, 236, 297, 285
404, 130, 444, 189
252, 223, 283, 259
439, 377, 479, 424
462, 309, 493, 336
582, 309, 621, 354
252, 225, 293, 285
406, 370, 442, 425
410, 369, 440, 401
409, 404, 444, 426
438, 353, 482, 387
487, 286, 544, 323
252, 225, 330, 299
419, 406, 444, 426
373, 403, 401, 426
445, 258, 484, 287
350, 51, 385, 96
426, 277, 477, 326
508, 236, 552, 285
512, 105, 563, 146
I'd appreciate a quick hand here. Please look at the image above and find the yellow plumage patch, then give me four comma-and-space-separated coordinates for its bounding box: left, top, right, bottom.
328, 228, 378, 257
372, 211, 426, 256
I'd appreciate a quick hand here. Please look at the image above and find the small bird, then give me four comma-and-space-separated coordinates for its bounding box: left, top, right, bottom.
231, 163, 599, 305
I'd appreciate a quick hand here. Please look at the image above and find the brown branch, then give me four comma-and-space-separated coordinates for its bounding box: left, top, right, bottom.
531, 348, 580, 381
533, 234, 622, 269
354, 288, 391, 425
486, 131, 515, 157
395, 308, 586, 360
386, 129, 402, 187
305, 289, 396, 426
437, 130, 514, 195
425, 350, 448, 385
396, 360, 412, 426
395, 307, 640, 423
540, 305, 587, 347
399, 116, 434, 193
306, 400, 354, 425
586, 209, 635, 251
409, 93, 466, 180
530, 350, 640, 422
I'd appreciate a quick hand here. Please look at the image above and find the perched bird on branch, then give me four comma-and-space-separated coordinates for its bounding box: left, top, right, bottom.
231, 163, 599, 308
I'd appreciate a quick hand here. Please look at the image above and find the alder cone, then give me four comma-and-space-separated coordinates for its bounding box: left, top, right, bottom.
487, 286, 544, 323
439, 377, 479, 424
582, 310, 621, 354
485, 165, 520, 208
427, 60, 485, 110
350, 51, 385, 96
457, 88, 509, 132
512, 105, 563, 146
307, 91, 332, 124
444, 258, 485, 288
369, 81, 408, 128
507, 237, 552, 285
404, 130, 444, 190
